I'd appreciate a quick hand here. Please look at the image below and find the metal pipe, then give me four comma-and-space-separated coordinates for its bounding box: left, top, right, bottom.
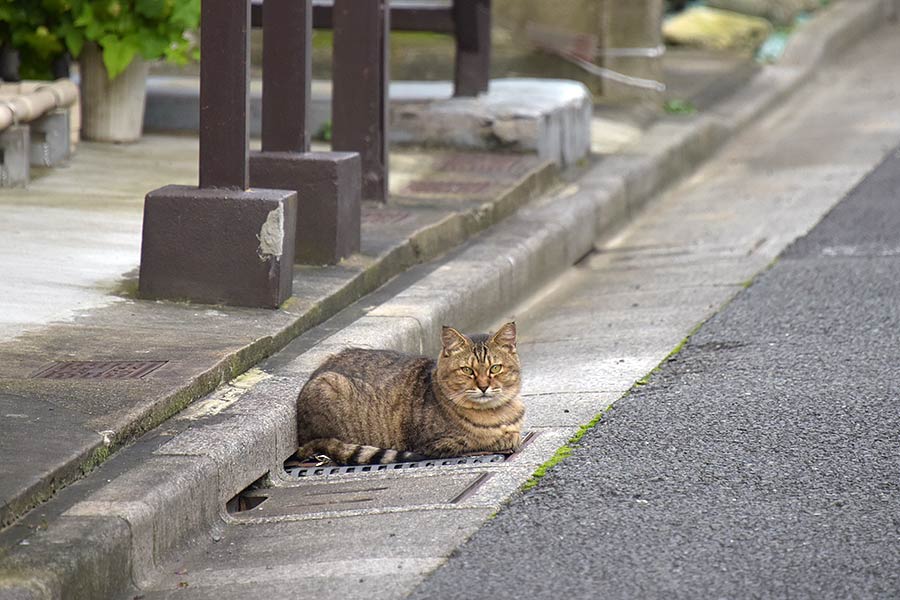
0, 79, 78, 130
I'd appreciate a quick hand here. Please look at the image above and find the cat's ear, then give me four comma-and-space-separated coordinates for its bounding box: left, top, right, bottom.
491, 322, 517, 353
441, 326, 470, 356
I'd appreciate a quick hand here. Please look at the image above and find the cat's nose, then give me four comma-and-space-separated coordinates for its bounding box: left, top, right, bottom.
477, 384, 489, 393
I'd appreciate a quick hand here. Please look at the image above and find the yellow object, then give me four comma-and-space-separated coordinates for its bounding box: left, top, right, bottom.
663, 6, 773, 53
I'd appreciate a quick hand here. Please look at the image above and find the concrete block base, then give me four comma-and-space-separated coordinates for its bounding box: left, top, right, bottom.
390, 79, 593, 167
0, 125, 30, 187
29, 109, 71, 167
250, 151, 361, 265
138, 185, 298, 308
144, 77, 592, 166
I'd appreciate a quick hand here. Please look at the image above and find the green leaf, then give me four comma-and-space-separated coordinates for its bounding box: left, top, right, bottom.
23, 25, 64, 57
136, 29, 167, 59
170, 0, 199, 29
58, 22, 84, 57
99, 33, 137, 79
135, 0, 166, 19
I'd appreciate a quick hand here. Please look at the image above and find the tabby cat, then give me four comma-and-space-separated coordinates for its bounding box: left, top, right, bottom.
296, 322, 523, 465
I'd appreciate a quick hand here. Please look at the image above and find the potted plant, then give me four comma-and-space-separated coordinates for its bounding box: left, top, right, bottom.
68, 0, 200, 142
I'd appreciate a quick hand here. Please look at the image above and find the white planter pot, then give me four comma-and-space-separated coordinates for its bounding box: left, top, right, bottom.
79, 42, 149, 142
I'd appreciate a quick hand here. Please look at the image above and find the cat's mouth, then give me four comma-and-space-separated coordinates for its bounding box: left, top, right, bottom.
464, 389, 507, 408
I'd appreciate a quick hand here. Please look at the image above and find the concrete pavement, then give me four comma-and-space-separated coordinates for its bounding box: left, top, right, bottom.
1, 0, 898, 597
411, 16, 900, 600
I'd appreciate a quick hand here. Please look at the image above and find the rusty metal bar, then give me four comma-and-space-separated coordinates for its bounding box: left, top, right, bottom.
199, 0, 250, 189
453, 0, 491, 96
332, 0, 390, 202
261, 0, 311, 153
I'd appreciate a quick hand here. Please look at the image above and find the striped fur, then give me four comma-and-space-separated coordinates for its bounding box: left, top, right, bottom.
298, 438, 426, 465
296, 322, 523, 465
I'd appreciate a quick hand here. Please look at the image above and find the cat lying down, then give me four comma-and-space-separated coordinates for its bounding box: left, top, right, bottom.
296, 322, 523, 466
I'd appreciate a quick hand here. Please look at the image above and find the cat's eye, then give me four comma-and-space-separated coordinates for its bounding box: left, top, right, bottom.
460, 366, 474, 376
489, 364, 502, 374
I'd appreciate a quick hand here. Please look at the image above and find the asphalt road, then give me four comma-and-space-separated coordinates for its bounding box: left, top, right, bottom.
409, 155, 900, 597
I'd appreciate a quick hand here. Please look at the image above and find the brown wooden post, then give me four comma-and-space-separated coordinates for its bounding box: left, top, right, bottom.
139, 0, 298, 308
453, 0, 491, 97
250, 0, 361, 265
332, 0, 390, 203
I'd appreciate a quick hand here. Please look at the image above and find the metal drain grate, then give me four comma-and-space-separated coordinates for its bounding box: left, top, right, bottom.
438, 154, 533, 175
361, 207, 411, 225
31, 360, 168, 380
286, 454, 507, 478
404, 180, 493, 196
286, 432, 538, 478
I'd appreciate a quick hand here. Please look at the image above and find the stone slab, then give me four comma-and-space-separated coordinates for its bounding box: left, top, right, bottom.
391, 79, 593, 166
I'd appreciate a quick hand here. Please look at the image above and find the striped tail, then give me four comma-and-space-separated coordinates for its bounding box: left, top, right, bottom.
298, 438, 427, 465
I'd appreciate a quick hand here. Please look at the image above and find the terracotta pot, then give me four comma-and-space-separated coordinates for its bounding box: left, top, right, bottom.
79, 42, 149, 142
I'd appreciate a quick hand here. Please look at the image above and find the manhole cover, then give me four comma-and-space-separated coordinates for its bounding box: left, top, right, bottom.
31, 361, 168, 380
404, 180, 493, 196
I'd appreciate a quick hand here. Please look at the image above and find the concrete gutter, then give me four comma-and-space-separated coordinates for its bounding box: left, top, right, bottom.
1, 0, 895, 596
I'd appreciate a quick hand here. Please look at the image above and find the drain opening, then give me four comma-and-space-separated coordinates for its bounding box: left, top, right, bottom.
225, 474, 270, 515
284, 432, 538, 478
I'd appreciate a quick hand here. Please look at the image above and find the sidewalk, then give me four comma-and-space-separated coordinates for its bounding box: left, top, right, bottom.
1, 1, 895, 597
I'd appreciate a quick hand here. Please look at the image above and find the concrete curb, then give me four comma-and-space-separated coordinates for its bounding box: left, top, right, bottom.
2, 0, 892, 596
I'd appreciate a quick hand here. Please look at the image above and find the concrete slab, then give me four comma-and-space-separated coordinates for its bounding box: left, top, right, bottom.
0, 393, 103, 528
138, 508, 493, 599
0, 515, 131, 599
391, 79, 593, 166
146, 77, 592, 166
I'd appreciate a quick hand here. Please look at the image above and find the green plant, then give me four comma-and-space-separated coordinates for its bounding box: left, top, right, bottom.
0, 0, 199, 81
663, 98, 697, 115
0, 0, 72, 79
69, 0, 200, 79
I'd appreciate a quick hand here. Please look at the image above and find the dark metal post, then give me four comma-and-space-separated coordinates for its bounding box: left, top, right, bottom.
199, 0, 250, 188
250, 0, 361, 265
453, 0, 491, 97
332, 0, 389, 203
140, 0, 298, 308
261, 0, 311, 153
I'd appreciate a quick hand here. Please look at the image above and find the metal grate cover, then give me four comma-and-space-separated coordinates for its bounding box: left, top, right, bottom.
31, 360, 168, 380
438, 154, 533, 175
286, 454, 506, 478
286, 432, 538, 478
361, 207, 411, 225
404, 180, 493, 196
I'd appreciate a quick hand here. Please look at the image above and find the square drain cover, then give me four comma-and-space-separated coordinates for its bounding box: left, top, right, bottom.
230, 472, 490, 519
31, 361, 168, 380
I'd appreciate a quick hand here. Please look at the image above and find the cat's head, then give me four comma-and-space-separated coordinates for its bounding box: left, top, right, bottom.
435, 322, 521, 410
